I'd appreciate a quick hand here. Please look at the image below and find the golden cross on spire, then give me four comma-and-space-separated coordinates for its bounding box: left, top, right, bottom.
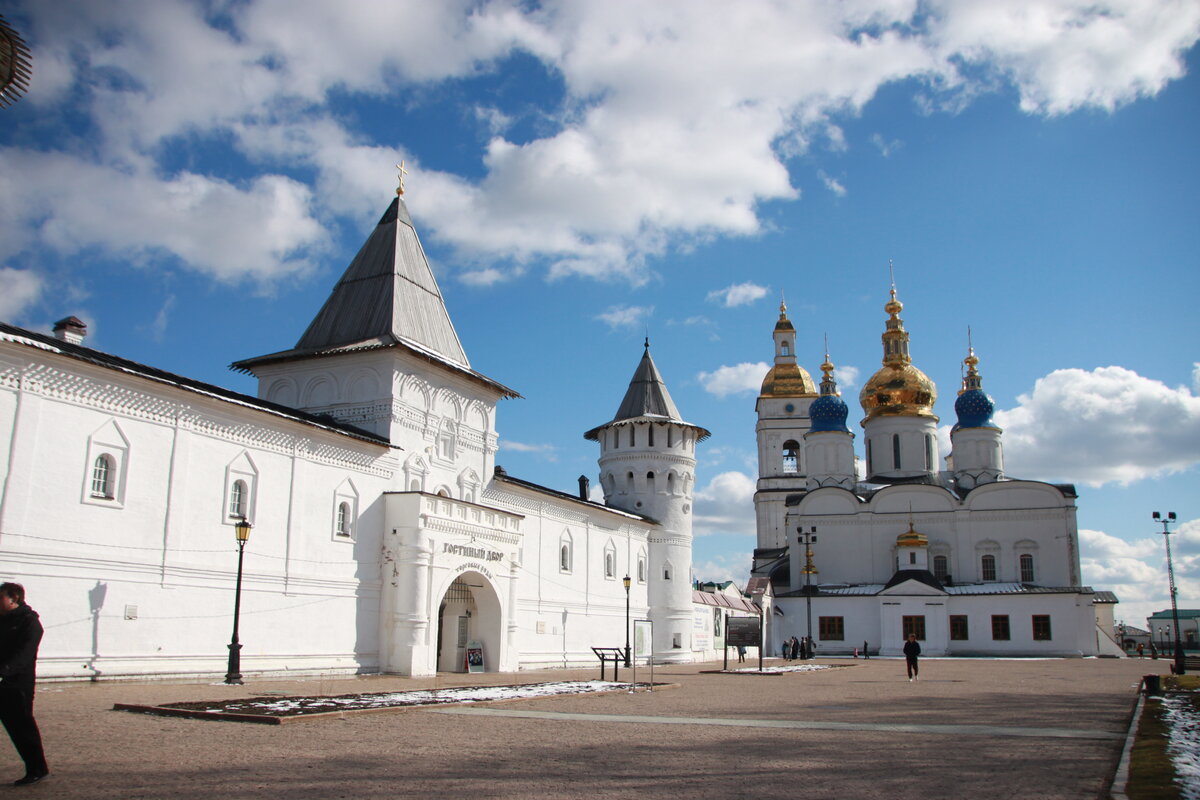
395, 161, 408, 196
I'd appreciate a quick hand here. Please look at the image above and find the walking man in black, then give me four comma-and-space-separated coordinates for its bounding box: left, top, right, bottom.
903, 633, 921, 682
0, 582, 48, 786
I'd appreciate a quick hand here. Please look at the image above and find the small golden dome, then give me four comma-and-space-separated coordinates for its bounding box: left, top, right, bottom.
896, 526, 928, 547
859, 363, 938, 420
761, 363, 818, 397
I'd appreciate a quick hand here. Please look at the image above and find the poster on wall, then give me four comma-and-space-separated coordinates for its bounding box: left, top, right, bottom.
465, 640, 484, 673
692, 608, 711, 652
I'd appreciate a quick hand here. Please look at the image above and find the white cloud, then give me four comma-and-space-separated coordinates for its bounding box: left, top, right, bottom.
693, 551, 755, 585
6, 0, 1198, 291
870, 132, 902, 157
707, 282, 770, 308
498, 440, 558, 462
1193, 362, 1200, 394
698, 362, 769, 398
995, 366, 1200, 486
834, 364, 860, 390
0, 268, 43, 320
817, 170, 848, 197
1080, 518, 1200, 629
596, 305, 653, 330
693, 471, 757, 535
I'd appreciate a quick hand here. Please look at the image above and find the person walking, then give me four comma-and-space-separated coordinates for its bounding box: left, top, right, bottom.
903, 633, 921, 681
0, 582, 48, 786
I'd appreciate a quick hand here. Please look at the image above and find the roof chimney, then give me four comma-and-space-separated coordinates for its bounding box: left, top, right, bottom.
52, 316, 87, 345
578, 475, 590, 501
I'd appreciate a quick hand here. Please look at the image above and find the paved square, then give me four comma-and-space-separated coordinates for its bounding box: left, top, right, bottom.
8, 657, 1153, 799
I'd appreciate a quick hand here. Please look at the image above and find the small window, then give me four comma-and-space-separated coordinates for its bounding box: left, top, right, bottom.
663, 564, 672, 581
908, 551, 916, 565
672, 633, 682, 649
933, 555, 948, 581
91, 455, 113, 498
629, 427, 635, 447
229, 479, 247, 518
560, 543, 571, 572
925, 435, 934, 470
1019, 554, 1035, 583
892, 434, 901, 469
992, 615, 1010, 640
819, 616, 844, 641
604, 551, 615, 578
950, 615, 969, 640
637, 556, 646, 583
648, 425, 655, 447
981, 554, 997, 582
335, 502, 351, 537
781, 341, 790, 356
902, 615, 926, 640
1032, 615, 1052, 641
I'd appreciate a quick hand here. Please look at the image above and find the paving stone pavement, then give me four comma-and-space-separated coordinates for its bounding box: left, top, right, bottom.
3, 656, 1158, 799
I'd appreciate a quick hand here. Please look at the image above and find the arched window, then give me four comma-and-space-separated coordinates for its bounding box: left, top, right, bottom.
933, 555, 948, 582
637, 555, 646, 583
91, 455, 113, 498
612, 428, 619, 449
335, 502, 351, 537
892, 434, 902, 469
781, 341, 790, 356
560, 543, 571, 572
667, 472, 676, 494
1019, 553, 1035, 583
925, 435, 935, 471
782, 440, 800, 473
981, 554, 997, 582
629, 426, 635, 447
866, 440, 873, 472
229, 479, 247, 518
663, 563, 672, 581
647, 471, 655, 492
605, 551, 615, 578
648, 425, 655, 447
627, 471, 634, 491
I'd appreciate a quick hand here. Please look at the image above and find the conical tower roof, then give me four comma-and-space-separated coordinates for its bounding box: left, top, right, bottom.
233, 193, 518, 399
584, 341, 709, 440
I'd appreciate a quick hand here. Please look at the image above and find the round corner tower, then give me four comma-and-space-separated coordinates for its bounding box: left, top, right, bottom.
584, 340, 709, 664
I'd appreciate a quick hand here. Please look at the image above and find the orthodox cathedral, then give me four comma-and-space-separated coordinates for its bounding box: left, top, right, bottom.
0, 184, 757, 681
751, 293, 1117, 657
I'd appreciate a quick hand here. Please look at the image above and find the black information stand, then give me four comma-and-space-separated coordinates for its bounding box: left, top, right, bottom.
591, 646, 626, 681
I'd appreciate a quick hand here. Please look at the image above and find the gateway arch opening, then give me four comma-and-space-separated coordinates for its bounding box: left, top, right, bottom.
435, 573, 502, 673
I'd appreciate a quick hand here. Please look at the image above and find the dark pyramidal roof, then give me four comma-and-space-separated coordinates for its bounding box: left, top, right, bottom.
584, 341, 709, 441
233, 196, 517, 398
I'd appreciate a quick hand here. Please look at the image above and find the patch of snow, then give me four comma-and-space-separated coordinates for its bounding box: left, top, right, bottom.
1162, 694, 1200, 799
727, 664, 831, 674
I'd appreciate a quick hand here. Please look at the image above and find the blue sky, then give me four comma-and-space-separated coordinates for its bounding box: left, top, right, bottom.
1, 0, 1198, 629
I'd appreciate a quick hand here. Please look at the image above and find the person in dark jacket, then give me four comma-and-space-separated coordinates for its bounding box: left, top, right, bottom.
903, 633, 921, 681
0, 583, 48, 786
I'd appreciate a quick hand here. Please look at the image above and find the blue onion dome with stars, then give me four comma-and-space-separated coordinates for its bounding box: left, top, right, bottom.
809, 352, 849, 433
953, 346, 996, 429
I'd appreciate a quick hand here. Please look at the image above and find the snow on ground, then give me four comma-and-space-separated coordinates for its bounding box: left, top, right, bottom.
1162, 694, 1200, 800
727, 664, 831, 674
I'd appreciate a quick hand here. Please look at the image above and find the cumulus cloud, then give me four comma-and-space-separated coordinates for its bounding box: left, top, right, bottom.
3, 0, 1194, 296
498, 440, 559, 462
596, 305, 653, 331
1080, 518, 1200, 629
834, 365, 860, 390
995, 366, 1200, 486
0, 268, 43, 320
693, 551, 755, 585
698, 362, 769, 398
707, 282, 769, 308
693, 471, 757, 535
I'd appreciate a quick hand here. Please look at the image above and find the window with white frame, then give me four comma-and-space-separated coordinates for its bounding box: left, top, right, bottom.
336, 502, 351, 537
82, 419, 129, 508
1019, 553, 1035, 583
604, 551, 615, 578
223, 452, 258, 525
559, 533, 573, 573
228, 479, 248, 518
332, 479, 359, 541
637, 553, 646, 583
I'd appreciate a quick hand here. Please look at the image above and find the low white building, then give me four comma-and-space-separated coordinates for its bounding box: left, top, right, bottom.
751, 294, 1118, 657
0, 187, 725, 680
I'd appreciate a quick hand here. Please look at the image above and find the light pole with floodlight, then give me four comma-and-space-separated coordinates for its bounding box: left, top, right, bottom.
1154, 511, 1185, 675
225, 517, 252, 685
798, 526, 817, 658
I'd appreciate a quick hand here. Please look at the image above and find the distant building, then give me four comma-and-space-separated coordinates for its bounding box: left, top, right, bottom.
750, 294, 1119, 657
1146, 610, 1200, 652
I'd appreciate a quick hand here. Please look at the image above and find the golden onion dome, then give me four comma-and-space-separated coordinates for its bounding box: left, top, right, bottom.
761, 363, 818, 397
859, 281, 937, 421
859, 363, 938, 420
896, 525, 928, 548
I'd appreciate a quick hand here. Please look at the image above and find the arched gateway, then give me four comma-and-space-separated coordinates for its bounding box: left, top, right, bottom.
435, 572, 502, 672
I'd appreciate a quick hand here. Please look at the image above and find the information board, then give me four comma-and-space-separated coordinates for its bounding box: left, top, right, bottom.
725, 616, 761, 648
633, 620, 653, 659
465, 640, 484, 673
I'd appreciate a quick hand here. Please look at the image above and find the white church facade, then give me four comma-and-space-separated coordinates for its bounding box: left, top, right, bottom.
0, 187, 756, 681
751, 293, 1118, 657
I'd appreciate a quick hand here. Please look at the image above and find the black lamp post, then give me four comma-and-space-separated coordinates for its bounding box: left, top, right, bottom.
1154, 511, 1185, 675
798, 526, 817, 659
224, 517, 252, 685
623, 574, 632, 667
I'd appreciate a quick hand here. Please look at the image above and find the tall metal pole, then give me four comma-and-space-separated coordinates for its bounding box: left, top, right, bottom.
623, 575, 631, 667
799, 526, 817, 658
225, 518, 252, 685
1155, 511, 1185, 675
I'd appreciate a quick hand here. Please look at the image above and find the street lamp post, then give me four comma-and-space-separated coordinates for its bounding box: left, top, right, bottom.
798, 526, 818, 659
224, 517, 252, 685
623, 575, 632, 667
1154, 511, 1185, 675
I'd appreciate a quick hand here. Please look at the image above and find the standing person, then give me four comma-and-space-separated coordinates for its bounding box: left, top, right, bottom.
863, 640, 870, 659
736, 644, 746, 663
0, 583, 48, 786
903, 633, 921, 682
790, 636, 800, 660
